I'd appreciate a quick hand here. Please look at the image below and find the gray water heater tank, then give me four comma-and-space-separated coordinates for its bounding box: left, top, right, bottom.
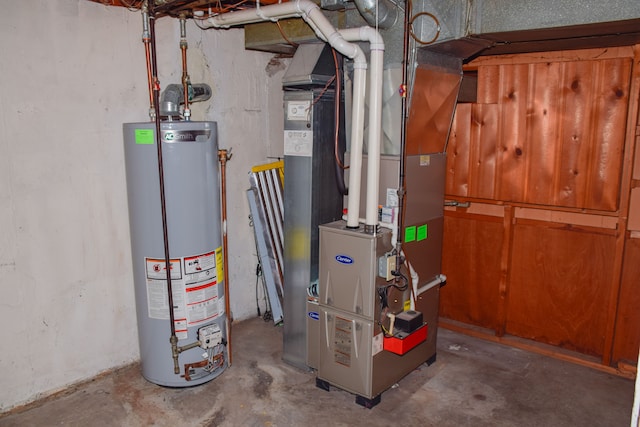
123, 121, 228, 387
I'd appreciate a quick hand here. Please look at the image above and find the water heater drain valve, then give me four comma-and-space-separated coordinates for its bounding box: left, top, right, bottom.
198, 324, 222, 349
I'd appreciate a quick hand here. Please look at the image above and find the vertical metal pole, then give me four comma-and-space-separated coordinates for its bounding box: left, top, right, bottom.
149, 7, 181, 375
394, 0, 412, 277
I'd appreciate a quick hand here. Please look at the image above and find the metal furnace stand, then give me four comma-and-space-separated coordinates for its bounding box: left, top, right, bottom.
313, 220, 440, 408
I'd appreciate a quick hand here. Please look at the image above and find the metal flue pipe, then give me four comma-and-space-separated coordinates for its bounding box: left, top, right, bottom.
353, 0, 398, 29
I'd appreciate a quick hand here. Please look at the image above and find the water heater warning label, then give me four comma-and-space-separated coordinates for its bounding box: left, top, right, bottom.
145, 248, 223, 333
145, 258, 185, 326
184, 251, 216, 278
185, 280, 219, 326
146, 259, 182, 280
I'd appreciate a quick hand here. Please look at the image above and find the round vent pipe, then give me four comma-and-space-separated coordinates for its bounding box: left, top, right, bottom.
160, 83, 212, 118
353, 0, 398, 29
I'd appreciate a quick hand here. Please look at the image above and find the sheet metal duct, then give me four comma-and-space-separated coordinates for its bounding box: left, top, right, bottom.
282, 43, 336, 87
411, 0, 640, 58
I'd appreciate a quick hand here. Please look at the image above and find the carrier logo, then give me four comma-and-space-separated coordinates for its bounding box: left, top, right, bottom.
335, 254, 354, 265
308, 311, 319, 321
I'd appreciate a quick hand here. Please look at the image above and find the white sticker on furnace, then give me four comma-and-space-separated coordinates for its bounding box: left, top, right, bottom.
372, 332, 383, 356
386, 188, 399, 207
284, 130, 313, 157
287, 101, 311, 121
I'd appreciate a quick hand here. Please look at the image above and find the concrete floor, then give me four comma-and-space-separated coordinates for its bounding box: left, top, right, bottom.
0, 317, 634, 427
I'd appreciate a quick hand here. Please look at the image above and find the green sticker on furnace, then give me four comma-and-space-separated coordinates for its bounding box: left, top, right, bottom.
405, 226, 416, 242
135, 129, 154, 144
417, 224, 428, 241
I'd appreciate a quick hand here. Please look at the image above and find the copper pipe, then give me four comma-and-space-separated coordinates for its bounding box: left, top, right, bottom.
182, 360, 208, 381
218, 149, 232, 366
141, 2, 155, 119
179, 14, 190, 120
144, 42, 155, 117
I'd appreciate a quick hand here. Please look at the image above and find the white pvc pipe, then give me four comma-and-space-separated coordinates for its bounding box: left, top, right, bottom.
345, 64, 367, 228
206, 0, 360, 60
205, 0, 384, 230
417, 274, 447, 297
340, 27, 385, 228
632, 349, 640, 427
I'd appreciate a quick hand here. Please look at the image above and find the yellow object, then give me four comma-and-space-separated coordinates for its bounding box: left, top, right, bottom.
251, 160, 284, 184
216, 247, 224, 283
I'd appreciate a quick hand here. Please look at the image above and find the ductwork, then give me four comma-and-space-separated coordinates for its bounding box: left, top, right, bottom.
410, 0, 640, 58
352, 0, 398, 29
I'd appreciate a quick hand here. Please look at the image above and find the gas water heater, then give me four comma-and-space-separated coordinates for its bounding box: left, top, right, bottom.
123, 121, 228, 387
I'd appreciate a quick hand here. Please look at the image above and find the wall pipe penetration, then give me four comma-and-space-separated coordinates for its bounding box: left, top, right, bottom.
204, 0, 384, 232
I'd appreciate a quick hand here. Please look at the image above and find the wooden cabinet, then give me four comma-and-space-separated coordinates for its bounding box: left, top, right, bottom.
439, 45, 640, 371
